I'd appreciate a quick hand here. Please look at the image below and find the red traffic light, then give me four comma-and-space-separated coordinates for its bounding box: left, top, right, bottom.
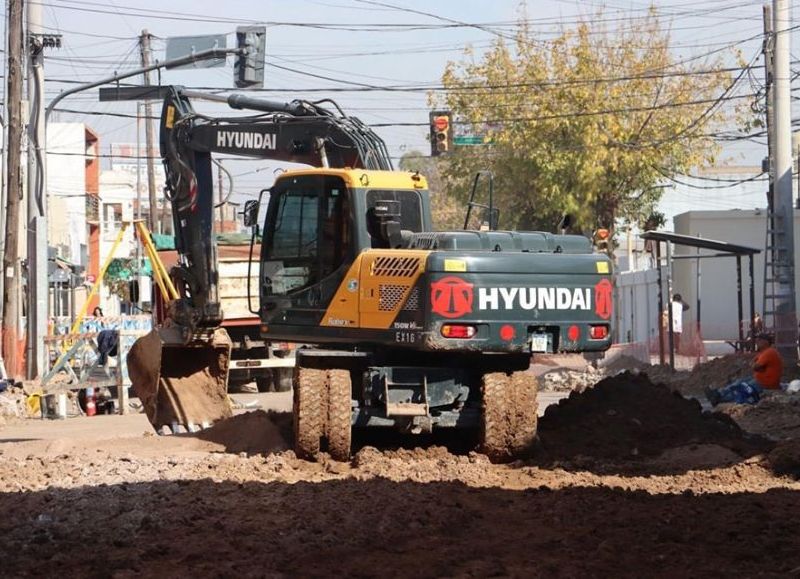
429, 110, 453, 156
433, 115, 449, 132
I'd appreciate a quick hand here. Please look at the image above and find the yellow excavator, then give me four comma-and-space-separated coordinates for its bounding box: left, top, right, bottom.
128, 86, 613, 461
127, 85, 395, 432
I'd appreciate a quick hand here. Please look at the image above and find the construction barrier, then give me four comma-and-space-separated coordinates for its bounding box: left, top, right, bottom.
42, 315, 152, 415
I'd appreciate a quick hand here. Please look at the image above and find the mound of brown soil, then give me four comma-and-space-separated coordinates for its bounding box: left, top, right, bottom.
537, 372, 764, 461
600, 354, 649, 375
671, 354, 753, 395
637, 364, 686, 387
717, 393, 800, 442
768, 440, 800, 478
196, 410, 291, 455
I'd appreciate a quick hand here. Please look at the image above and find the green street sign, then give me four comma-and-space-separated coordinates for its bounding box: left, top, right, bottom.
454, 135, 491, 146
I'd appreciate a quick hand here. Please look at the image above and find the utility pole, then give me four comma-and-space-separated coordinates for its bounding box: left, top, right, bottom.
217, 162, 224, 233
3, 0, 23, 378
26, 0, 49, 379
772, 0, 797, 360
0, 8, 10, 349
139, 30, 159, 233
135, 103, 143, 310
764, 4, 774, 197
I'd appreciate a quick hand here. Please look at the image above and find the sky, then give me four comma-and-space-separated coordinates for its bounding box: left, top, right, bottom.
2, 0, 798, 210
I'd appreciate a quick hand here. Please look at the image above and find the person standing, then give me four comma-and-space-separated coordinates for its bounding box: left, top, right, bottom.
671, 294, 689, 354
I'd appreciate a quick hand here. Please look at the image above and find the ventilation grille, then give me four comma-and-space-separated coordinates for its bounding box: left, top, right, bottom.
402, 287, 420, 311
379, 284, 409, 312
371, 256, 421, 277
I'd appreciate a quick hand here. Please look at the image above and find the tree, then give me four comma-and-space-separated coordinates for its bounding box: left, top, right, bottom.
398, 150, 463, 230
434, 9, 744, 237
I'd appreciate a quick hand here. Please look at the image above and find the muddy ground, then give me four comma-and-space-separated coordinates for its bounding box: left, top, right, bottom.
2, 369, 800, 577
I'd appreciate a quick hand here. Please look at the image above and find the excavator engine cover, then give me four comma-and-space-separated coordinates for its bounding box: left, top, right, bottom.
127, 327, 233, 432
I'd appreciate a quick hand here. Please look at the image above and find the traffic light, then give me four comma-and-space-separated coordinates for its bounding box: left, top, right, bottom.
235, 26, 266, 88
429, 110, 453, 156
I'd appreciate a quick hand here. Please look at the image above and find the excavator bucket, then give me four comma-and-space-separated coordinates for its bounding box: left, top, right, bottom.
127, 326, 233, 433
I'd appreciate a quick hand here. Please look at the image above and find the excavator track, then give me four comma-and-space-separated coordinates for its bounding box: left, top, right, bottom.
293, 367, 326, 460
325, 369, 353, 462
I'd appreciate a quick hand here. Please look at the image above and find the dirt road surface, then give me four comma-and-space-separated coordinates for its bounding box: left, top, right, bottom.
2, 374, 800, 577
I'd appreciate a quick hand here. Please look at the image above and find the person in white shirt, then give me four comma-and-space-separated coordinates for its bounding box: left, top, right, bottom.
671, 294, 689, 354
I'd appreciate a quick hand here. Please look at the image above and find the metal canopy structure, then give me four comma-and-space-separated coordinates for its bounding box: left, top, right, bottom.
641, 231, 761, 370
640, 231, 760, 256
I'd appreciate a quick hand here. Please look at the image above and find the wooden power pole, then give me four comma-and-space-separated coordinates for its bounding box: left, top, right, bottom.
3, 0, 24, 377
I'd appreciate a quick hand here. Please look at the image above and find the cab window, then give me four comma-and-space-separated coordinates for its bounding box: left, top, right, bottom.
366, 189, 423, 233
262, 175, 350, 295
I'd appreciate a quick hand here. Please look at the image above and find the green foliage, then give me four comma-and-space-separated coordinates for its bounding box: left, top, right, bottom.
640, 210, 667, 232
399, 150, 464, 230
433, 9, 743, 237
103, 258, 135, 302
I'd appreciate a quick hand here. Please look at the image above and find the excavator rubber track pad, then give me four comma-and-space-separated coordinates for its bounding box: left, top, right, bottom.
127, 327, 233, 432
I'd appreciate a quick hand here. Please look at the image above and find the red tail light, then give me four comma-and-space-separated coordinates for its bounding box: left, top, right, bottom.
589, 325, 609, 340
441, 324, 477, 339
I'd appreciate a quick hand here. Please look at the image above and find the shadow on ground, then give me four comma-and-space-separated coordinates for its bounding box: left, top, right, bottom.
1, 478, 799, 577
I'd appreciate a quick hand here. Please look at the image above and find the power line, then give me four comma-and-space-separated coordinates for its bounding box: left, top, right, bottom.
49, 89, 756, 131
658, 170, 767, 189
38, 0, 784, 34
367, 93, 757, 128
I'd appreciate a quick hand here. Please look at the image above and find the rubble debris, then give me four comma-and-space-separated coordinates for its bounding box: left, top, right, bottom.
539, 365, 601, 393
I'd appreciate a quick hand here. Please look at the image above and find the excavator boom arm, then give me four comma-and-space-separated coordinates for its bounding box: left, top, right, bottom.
158, 85, 393, 330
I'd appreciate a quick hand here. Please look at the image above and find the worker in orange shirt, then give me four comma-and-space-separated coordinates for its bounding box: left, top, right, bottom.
706, 333, 783, 406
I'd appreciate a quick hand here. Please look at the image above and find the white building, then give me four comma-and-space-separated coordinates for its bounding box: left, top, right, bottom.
47, 122, 89, 264
670, 209, 800, 341
96, 169, 138, 316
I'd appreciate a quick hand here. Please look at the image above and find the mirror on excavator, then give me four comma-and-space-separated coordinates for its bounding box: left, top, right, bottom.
242, 198, 260, 229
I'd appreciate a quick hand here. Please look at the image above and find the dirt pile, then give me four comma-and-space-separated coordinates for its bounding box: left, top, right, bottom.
196, 410, 291, 455
599, 354, 649, 375
0, 385, 30, 426
768, 440, 800, 478
637, 364, 687, 387
537, 372, 765, 462
717, 393, 800, 442
669, 353, 753, 395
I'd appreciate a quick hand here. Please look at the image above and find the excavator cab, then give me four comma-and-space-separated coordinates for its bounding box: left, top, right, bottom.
257, 169, 431, 331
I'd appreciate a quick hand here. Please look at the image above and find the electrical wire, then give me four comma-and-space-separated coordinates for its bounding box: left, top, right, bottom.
657, 169, 767, 189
